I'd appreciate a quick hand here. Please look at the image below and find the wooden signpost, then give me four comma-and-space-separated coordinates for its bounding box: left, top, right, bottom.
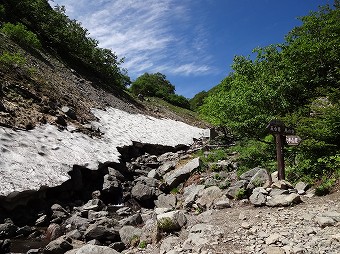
266, 120, 301, 180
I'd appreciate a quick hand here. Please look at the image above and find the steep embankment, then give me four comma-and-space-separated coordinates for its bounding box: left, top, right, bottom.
0, 34, 207, 201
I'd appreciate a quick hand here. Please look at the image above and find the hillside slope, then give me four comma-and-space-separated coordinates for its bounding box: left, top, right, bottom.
0, 33, 207, 132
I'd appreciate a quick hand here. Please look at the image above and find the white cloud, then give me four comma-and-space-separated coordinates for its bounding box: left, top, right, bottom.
49, 0, 215, 78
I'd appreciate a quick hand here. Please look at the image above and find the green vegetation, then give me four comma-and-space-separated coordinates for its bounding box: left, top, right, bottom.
157, 217, 175, 232
0, 51, 26, 67
198, 2, 340, 188
235, 188, 246, 200
138, 240, 147, 249
1, 22, 42, 49
130, 72, 190, 109
170, 187, 179, 194
1, 0, 127, 91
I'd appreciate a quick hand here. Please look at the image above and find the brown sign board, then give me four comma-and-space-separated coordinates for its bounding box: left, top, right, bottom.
286, 135, 302, 146
266, 120, 285, 134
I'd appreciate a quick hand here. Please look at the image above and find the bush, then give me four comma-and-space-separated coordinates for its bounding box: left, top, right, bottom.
0, 51, 26, 67
1, 22, 42, 49
235, 188, 246, 200
315, 177, 336, 196
231, 137, 276, 176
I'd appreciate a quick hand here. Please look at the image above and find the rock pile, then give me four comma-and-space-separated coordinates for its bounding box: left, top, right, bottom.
0, 147, 339, 254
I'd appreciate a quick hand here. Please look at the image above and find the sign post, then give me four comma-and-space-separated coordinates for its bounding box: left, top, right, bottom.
266, 120, 301, 180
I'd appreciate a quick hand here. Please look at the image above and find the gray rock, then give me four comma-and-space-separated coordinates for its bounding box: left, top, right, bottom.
107, 167, 125, 181
119, 213, 143, 226
102, 174, 121, 193
196, 186, 224, 209
264, 246, 285, 254
140, 218, 161, 245
214, 199, 231, 209
35, 214, 49, 226
182, 184, 205, 209
131, 182, 154, 201
295, 181, 309, 193
157, 152, 180, 163
155, 193, 177, 209
43, 236, 73, 254
65, 229, 82, 240
147, 169, 160, 179
315, 216, 336, 228
266, 193, 301, 207
160, 236, 180, 254
322, 211, 340, 222
84, 224, 119, 242
65, 244, 120, 254
164, 158, 201, 189
64, 214, 90, 232
116, 206, 131, 216
157, 161, 177, 176
157, 210, 187, 232
182, 223, 223, 252
61, 106, 76, 120
82, 199, 105, 211
88, 211, 109, 221
46, 223, 63, 241
265, 233, 281, 245
269, 188, 289, 197
108, 242, 125, 252
225, 180, 248, 199
271, 180, 294, 190
247, 168, 270, 189
118, 225, 142, 247
239, 167, 263, 181
249, 191, 267, 206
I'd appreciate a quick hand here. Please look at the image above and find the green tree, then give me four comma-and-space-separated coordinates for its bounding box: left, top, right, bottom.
199, 3, 340, 182
189, 90, 208, 111
130, 72, 175, 97
1, 0, 128, 90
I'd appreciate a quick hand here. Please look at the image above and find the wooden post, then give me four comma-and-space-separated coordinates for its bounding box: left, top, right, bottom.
275, 134, 285, 180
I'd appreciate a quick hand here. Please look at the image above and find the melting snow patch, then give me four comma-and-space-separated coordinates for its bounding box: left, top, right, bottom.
0, 108, 206, 196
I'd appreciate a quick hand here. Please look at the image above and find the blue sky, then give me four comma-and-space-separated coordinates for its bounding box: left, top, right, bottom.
49, 0, 333, 98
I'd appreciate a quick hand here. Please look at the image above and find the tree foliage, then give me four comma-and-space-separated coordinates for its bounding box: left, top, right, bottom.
0, 0, 128, 91
199, 2, 340, 182
130, 72, 190, 109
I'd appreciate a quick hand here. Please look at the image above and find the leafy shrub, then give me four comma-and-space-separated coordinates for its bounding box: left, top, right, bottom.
158, 217, 175, 232
0, 51, 26, 66
1, 22, 42, 49
315, 177, 336, 196
165, 94, 190, 109
235, 188, 246, 200
138, 241, 147, 249
231, 138, 276, 176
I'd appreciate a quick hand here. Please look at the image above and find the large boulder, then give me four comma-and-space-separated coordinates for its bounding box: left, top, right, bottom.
249, 187, 267, 206
118, 225, 142, 247
266, 193, 302, 207
195, 186, 224, 209
157, 210, 187, 232
182, 184, 205, 209
84, 224, 119, 242
246, 168, 271, 189
155, 193, 177, 209
140, 218, 161, 245
131, 182, 155, 201
225, 180, 248, 199
164, 158, 201, 190
43, 236, 73, 254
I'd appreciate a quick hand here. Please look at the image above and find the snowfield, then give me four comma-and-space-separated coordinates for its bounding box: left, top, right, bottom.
0, 108, 206, 196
